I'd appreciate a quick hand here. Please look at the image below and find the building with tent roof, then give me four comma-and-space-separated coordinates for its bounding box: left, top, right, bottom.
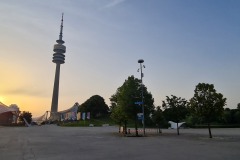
0, 102, 20, 125
32, 102, 79, 124
58, 102, 79, 121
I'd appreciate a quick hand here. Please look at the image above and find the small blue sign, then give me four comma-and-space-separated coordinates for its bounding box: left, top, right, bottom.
137, 113, 143, 120
135, 101, 143, 105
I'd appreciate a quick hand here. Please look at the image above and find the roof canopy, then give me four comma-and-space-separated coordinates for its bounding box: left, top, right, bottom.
0, 102, 19, 114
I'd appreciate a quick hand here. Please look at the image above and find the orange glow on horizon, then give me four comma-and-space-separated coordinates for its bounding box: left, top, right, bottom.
0, 96, 5, 103
0, 94, 51, 117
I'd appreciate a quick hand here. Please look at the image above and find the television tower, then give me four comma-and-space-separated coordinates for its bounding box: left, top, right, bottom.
50, 13, 66, 119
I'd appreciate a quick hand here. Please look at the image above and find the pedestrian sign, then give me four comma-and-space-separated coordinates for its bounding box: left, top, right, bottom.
137, 113, 143, 120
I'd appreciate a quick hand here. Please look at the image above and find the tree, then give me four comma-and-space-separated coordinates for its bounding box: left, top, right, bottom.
78, 95, 109, 118
189, 83, 226, 138
237, 103, 240, 110
19, 111, 32, 124
152, 106, 165, 133
110, 75, 154, 136
109, 94, 117, 112
219, 108, 240, 124
110, 106, 128, 133
233, 111, 240, 124
162, 95, 188, 135
222, 108, 232, 124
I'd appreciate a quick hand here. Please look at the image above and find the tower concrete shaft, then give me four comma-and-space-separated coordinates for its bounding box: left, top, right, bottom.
50, 13, 66, 118
51, 63, 61, 113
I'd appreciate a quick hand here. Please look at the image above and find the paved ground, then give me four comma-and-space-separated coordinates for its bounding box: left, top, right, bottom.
0, 125, 240, 160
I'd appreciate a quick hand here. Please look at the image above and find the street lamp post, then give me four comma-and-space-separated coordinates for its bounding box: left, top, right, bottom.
138, 59, 145, 136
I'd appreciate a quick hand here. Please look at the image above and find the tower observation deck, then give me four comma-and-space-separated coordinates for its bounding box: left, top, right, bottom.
53, 13, 66, 64
50, 13, 66, 120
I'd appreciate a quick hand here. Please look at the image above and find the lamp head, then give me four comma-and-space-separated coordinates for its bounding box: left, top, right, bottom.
138, 59, 144, 63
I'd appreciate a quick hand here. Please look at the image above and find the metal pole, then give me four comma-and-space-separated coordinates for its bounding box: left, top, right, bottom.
138, 59, 145, 136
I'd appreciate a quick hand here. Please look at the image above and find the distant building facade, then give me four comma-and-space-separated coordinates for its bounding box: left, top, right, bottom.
59, 102, 79, 121
0, 102, 20, 125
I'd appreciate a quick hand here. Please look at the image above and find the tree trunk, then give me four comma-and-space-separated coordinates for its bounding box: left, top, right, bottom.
124, 121, 127, 135
135, 117, 138, 136
177, 122, 180, 135
208, 122, 212, 138
135, 122, 138, 136
118, 122, 122, 133
158, 127, 162, 133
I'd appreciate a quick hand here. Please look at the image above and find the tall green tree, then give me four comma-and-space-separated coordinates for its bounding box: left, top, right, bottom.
152, 106, 165, 133
162, 95, 188, 135
78, 95, 109, 118
110, 75, 154, 136
189, 83, 226, 138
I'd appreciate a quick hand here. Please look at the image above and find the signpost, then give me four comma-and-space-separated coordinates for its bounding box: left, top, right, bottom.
135, 101, 143, 105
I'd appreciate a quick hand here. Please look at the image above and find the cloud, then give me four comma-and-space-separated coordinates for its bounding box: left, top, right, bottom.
2, 87, 49, 97
102, 0, 127, 9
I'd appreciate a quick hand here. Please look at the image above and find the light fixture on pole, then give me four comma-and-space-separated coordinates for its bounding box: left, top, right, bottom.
138, 59, 145, 136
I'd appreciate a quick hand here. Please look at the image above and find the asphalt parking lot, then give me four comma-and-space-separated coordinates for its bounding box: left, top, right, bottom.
0, 125, 240, 160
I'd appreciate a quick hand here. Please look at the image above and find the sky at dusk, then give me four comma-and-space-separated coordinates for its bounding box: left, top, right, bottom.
0, 0, 240, 117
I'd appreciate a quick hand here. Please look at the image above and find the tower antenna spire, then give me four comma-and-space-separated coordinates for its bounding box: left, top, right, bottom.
58, 13, 64, 42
